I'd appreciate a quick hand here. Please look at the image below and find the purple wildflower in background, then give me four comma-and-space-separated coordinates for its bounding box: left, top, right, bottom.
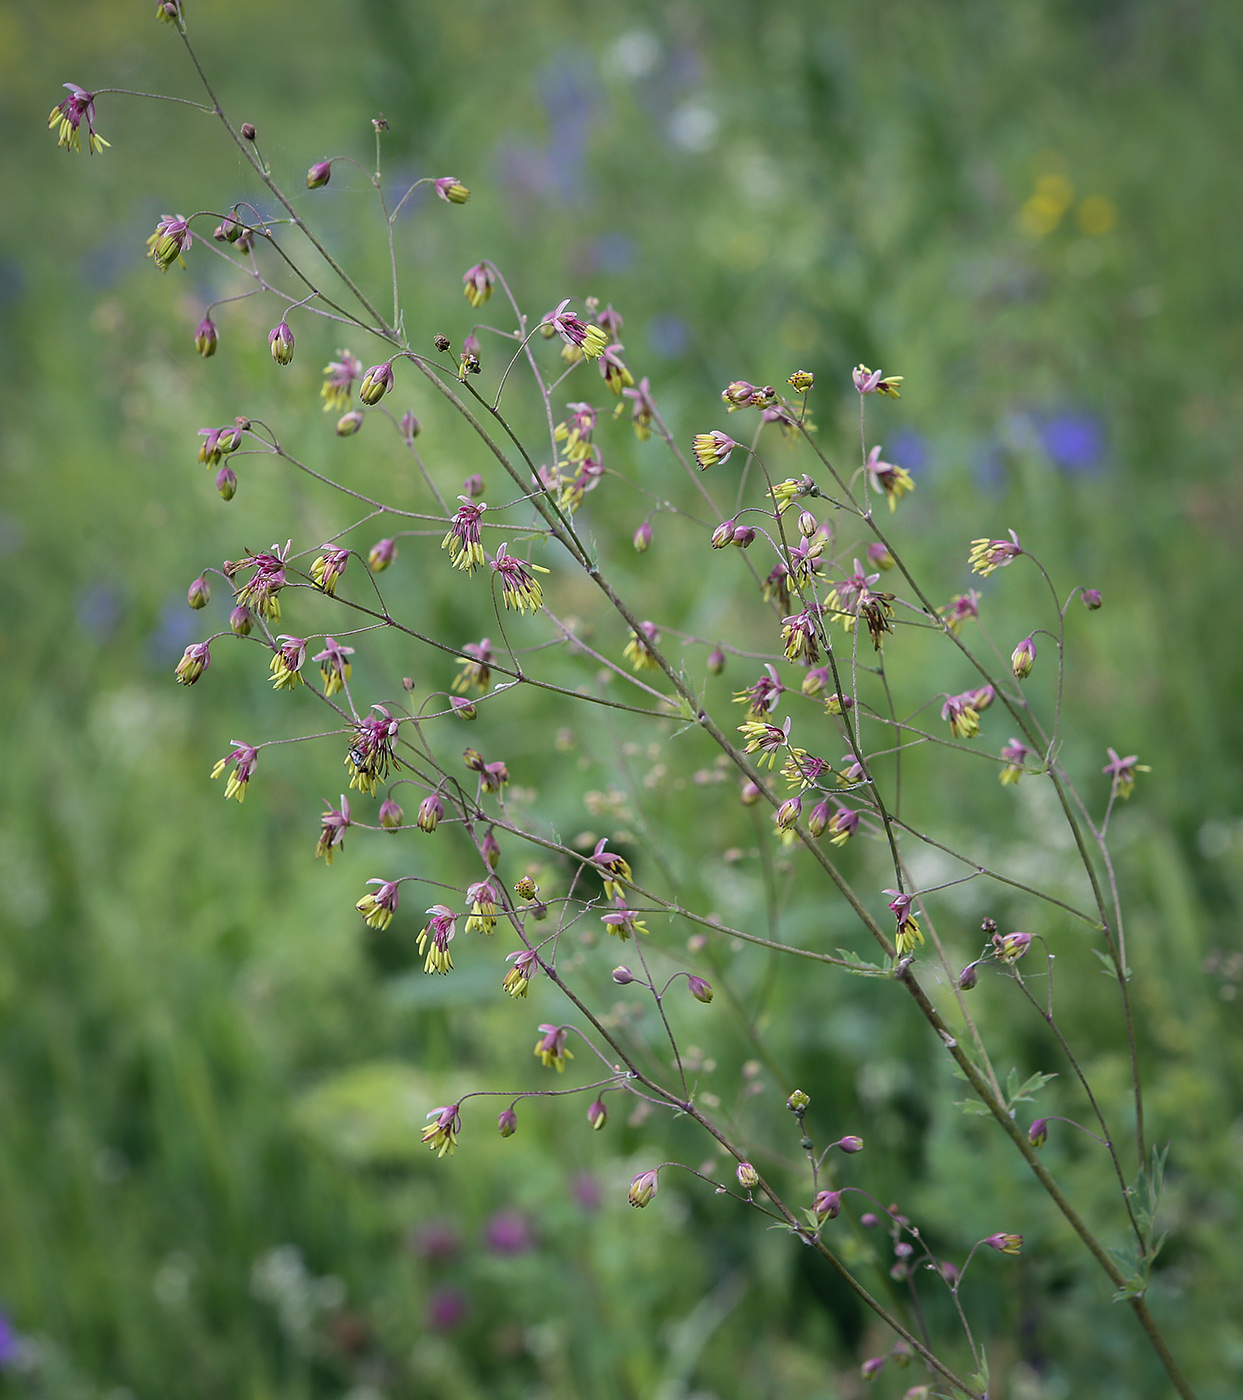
1039, 410, 1106, 474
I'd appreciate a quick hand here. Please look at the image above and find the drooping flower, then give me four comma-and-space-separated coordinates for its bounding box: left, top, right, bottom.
1102, 747, 1150, 800
345, 707, 400, 796
721, 380, 776, 411
623, 621, 661, 673
884, 890, 926, 956
418, 905, 458, 974
968, 530, 1023, 577
320, 350, 362, 412
453, 638, 495, 694
49, 84, 109, 155
313, 637, 354, 696
442, 498, 487, 574
940, 692, 981, 739
622, 377, 656, 440
356, 879, 400, 930
692, 431, 737, 470
269, 635, 307, 690
421, 1103, 461, 1156
867, 541, 894, 571
315, 795, 352, 864
417, 793, 443, 832
852, 364, 903, 397
462, 262, 493, 307
738, 715, 794, 769
310, 547, 349, 596
628, 1169, 659, 1207
864, 445, 915, 512
434, 176, 470, 203
769, 475, 813, 514
598, 343, 634, 395
379, 797, 403, 830
984, 1233, 1023, 1255
734, 663, 785, 719
781, 752, 830, 791
503, 949, 537, 998
554, 402, 597, 462
533, 1022, 573, 1072
368, 538, 395, 571
359, 361, 394, 405
591, 840, 632, 901
211, 743, 258, 802
268, 319, 295, 365
941, 590, 981, 635
993, 930, 1031, 963
600, 900, 647, 941
825, 806, 859, 846
545, 300, 609, 358
781, 609, 821, 663
491, 545, 548, 614
174, 642, 211, 685
306, 159, 332, 189
146, 215, 191, 271
999, 737, 1033, 785
195, 316, 218, 358
1011, 636, 1037, 679
465, 880, 500, 934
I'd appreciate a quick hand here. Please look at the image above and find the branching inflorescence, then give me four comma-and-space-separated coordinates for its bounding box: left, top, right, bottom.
52, 11, 1196, 1399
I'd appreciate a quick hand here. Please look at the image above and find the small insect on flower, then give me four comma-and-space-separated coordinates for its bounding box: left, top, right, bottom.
491, 545, 548, 614
345, 707, 400, 796
49, 84, 109, 154
211, 743, 258, 802
356, 879, 400, 930
692, 431, 737, 470
533, 1023, 573, 1072
417, 906, 458, 975
421, 1103, 461, 1157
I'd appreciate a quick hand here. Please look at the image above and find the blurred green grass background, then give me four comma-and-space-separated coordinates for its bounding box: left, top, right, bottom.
2, 1, 1243, 1397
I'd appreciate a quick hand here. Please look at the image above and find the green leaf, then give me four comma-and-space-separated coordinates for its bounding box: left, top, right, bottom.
1005, 1069, 1058, 1108
953, 1098, 995, 1117
834, 950, 887, 976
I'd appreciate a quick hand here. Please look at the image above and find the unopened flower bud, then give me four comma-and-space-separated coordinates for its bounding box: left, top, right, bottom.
628, 1169, 658, 1207
480, 829, 501, 868
336, 411, 364, 436
396, 412, 419, 441
836, 1135, 864, 1154
981, 916, 998, 935
359, 361, 394, 404
497, 1108, 518, 1138
268, 319, 294, 365
1082, 588, 1102, 610
587, 1098, 608, 1131
216, 465, 237, 499
861, 1357, 886, 1380
1011, 636, 1036, 679
814, 1189, 841, 1221
994, 930, 1031, 963
797, 510, 818, 538
306, 160, 332, 189
1028, 1118, 1048, 1148
417, 793, 443, 832
434, 334, 451, 353
730, 525, 756, 548
775, 796, 802, 830
736, 1161, 759, 1190
867, 541, 895, 570
434, 176, 470, 204
229, 605, 252, 636
368, 538, 395, 572
451, 696, 477, 720
612, 966, 634, 985
808, 798, 832, 837
687, 976, 713, 1004
707, 647, 726, 675
195, 315, 217, 357
860, 1212, 879, 1227
788, 369, 814, 392
632, 521, 652, 552
740, 780, 762, 806
241, 122, 257, 141
462, 747, 484, 772
462, 472, 484, 497
711, 519, 737, 549
187, 576, 210, 609
379, 797, 403, 830
985, 1232, 1023, 1255
958, 962, 979, 991
174, 642, 211, 685
787, 1089, 810, 1113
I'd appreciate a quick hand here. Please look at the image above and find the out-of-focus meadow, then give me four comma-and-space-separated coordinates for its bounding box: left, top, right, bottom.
2, 1, 1243, 1396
